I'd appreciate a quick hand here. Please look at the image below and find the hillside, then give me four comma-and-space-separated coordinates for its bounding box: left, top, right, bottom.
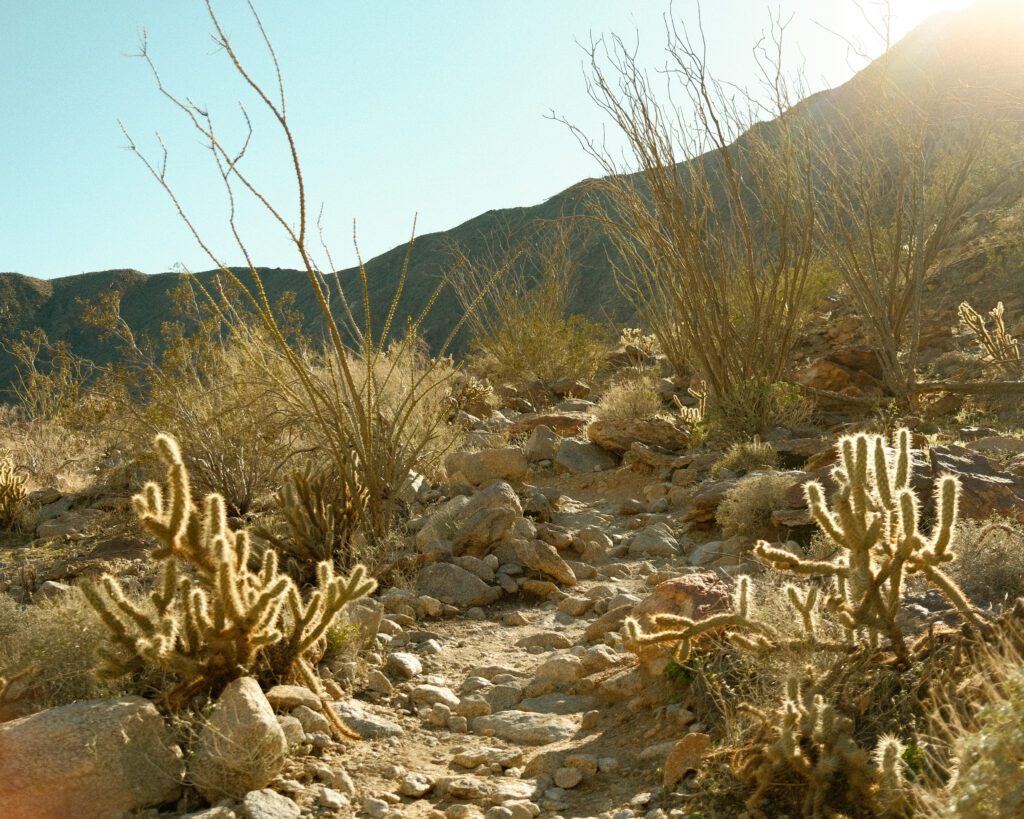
1, 0, 1023, 396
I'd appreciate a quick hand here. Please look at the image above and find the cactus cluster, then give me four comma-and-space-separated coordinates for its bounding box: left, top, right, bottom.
673, 380, 707, 427
82, 435, 376, 716
735, 676, 909, 817
624, 429, 982, 816
0, 451, 26, 531
627, 429, 979, 665
254, 462, 368, 583
958, 300, 1022, 374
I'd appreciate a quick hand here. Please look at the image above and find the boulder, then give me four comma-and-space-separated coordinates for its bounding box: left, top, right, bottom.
0, 697, 183, 819
446, 448, 528, 485
524, 425, 561, 462
264, 685, 321, 712
630, 573, 732, 674
681, 479, 738, 524
515, 540, 577, 586
470, 710, 577, 745
587, 418, 690, 453
417, 562, 501, 608
930, 445, 1024, 522
189, 677, 287, 801
627, 523, 679, 558
331, 700, 404, 739
554, 441, 618, 475
508, 413, 594, 437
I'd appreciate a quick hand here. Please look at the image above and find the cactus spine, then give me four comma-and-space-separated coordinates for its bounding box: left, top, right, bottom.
83, 434, 376, 716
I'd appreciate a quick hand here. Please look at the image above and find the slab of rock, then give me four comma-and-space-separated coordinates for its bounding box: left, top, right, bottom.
508, 413, 593, 437
582, 603, 634, 642
386, 651, 423, 680
525, 425, 561, 462
331, 699, 404, 739
417, 562, 501, 608
0, 697, 183, 819
471, 710, 578, 745
588, 418, 690, 453
681, 479, 738, 524
36, 508, 103, 540
515, 540, 577, 586
519, 693, 599, 715
930, 445, 1024, 522
265, 685, 320, 712
516, 631, 573, 650
454, 747, 524, 769
526, 656, 584, 697
554, 441, 618, 475
628, 523, 679, 557
449, 482, 523, 555
190, 677, 287, 801
447, 448, 528, 485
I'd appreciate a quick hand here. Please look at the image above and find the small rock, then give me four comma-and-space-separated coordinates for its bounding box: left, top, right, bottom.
553, 767, 583, 789
387, 651, 424, 680
240, 789, 301, 819
400, 772, 434, 797
264, 685, 320, 712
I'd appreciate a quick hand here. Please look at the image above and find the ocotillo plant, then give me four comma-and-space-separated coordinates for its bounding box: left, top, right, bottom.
83, 434, 376, 713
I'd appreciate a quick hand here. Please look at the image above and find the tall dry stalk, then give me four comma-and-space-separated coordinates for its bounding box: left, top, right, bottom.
562, 16, 817, 423
122, 1, 489, 544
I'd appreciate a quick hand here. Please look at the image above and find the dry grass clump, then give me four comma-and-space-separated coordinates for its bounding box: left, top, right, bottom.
715, 471, 796, 539
947, 518, 1024, 609
453, 224, 613, 389
596, 374, 663, 420
711, 437, 779, 478
0, 589, 116, 716
927, 621, 1024, 817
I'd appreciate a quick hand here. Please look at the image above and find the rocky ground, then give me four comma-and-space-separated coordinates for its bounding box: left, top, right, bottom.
3, 362, 1024, 818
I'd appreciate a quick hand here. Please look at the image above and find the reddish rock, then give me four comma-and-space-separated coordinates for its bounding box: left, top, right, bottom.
508, 413, 594, 437
587, 418, 691, 453
630, 573, 732, 674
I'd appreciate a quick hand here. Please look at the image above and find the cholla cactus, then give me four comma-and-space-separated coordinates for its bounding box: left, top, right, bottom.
625, 429, 980, 665
0, 451, 26, 531
673, 380, 707, 427
83, 434, 376, 717
736, 678, 909, 818
958, 300, 1022, 374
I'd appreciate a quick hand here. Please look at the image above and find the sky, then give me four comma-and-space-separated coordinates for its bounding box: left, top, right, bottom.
1, 0, 971, 280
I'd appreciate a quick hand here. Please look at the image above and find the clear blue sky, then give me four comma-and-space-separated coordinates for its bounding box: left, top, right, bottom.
1, 0, 966, 279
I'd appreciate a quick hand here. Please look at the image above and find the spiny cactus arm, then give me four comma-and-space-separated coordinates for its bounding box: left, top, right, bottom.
873, 434, 896, 510
83, 574, 159, 642
919, 563, 983, 628
753, 541, 847, 577
786, 584, 818, 637
150, 560, 179, 616
297, 563, 377, 654
804, 482, 848, 546
924, 476, 958, 559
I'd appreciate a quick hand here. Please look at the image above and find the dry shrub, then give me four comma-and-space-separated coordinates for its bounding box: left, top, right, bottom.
711, 438, 779, 478
707, 378, 814, 441
596, 374, 663, 420
0, 589, 116, 714
453, 223, 613, 388
948, 518, 1024, 609
926, 621, 1024, 817
716, 471, 796, 539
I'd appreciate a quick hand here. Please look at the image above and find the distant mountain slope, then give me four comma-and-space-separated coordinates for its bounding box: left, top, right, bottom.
2, 0, 1022, 397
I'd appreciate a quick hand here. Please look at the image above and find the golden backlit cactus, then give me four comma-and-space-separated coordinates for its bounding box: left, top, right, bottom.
83, 434, 376, 715
0, 451, 27, 531
959, 300, 1022, 374
626, 429, 980, 666
735, 677, 909, 818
